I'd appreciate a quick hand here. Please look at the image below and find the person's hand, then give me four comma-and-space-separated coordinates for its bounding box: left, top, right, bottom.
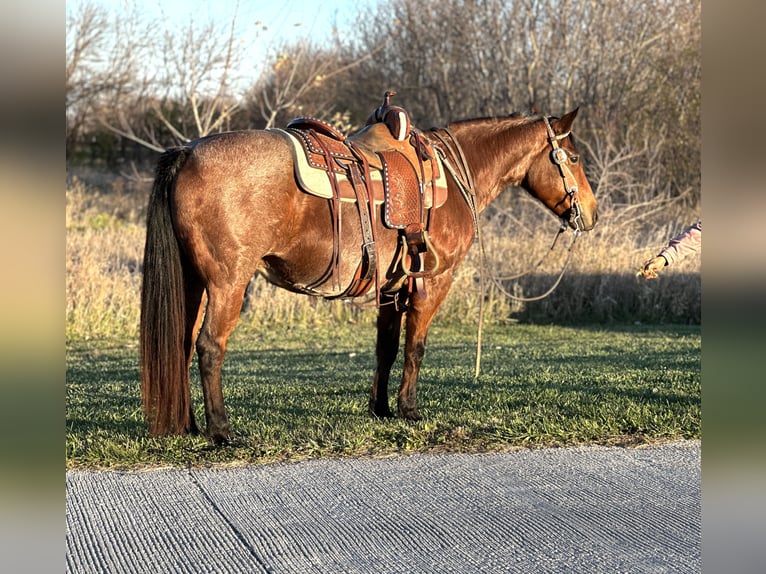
639, 256, 666, 279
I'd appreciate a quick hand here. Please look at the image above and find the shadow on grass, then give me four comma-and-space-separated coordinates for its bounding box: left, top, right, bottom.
66, 345, 145, 437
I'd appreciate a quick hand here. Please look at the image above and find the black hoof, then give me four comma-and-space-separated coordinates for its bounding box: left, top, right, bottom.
370, 403, 395, 419
399, 408, 423, 422
208, 429, 231, 446
369, 395, 395, 419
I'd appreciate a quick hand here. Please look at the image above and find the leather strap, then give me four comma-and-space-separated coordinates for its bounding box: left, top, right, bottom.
344, 161, 377, 298
305, 131, 342, 292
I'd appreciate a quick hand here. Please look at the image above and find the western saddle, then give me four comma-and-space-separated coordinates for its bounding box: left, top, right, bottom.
278, 92, 449, 307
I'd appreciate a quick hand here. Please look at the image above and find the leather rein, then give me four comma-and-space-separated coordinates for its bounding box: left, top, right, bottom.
427, 117, 584, 380
491, 117, 585, 302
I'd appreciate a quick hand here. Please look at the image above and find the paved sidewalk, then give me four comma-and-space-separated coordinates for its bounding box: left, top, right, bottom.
66, 440, 700, 573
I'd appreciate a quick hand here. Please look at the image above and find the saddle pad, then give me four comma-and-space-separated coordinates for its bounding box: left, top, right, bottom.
272, 128, 448, 208
270, 128, 378, 203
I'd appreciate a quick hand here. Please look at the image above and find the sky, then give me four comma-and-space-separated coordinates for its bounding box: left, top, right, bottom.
66, 0, 370, 93
67, 0, 365, 60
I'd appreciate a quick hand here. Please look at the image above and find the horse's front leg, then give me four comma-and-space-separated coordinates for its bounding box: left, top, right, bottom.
398, 275, 453, 421
370, 299, 405, 418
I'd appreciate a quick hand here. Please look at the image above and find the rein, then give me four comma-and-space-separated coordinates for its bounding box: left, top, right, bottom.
471, 117, 583, 378
427, 127, 485, 379
483, 224, 579, 302
483, 117, 583, 302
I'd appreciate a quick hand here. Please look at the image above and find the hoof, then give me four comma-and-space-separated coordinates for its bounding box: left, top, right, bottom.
369, 399, 394, 419
210, 434, 230, 447
398, 408, 423, 422
371, 408, 395, 419
370, 402, 395, 419
207, 428, 231, 446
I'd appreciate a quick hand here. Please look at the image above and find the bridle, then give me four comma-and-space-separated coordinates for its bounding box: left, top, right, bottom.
490, 117, 587, 303
542, 116, 583, 234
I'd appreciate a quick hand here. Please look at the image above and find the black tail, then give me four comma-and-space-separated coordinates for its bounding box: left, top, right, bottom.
139, 147, 193, 436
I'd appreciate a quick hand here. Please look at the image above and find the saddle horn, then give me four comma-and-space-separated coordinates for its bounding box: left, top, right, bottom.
366, 91, 411, 141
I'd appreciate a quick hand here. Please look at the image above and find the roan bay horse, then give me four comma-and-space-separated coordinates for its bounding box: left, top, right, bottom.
140, 106, 598, 445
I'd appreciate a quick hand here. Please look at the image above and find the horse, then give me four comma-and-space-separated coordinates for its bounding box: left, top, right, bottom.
140, 107, 598, 445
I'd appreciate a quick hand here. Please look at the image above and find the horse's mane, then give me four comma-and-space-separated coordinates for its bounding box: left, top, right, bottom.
442, 112, 543, 177
444, 111, 537, 131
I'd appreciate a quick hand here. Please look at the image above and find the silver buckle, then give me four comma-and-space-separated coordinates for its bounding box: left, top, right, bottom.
551, 147, 568, 165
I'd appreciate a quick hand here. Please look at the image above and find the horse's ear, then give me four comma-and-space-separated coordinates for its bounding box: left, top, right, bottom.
553, 107, 579, 135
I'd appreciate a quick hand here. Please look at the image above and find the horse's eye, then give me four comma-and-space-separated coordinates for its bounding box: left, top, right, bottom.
569, 155, 579, 164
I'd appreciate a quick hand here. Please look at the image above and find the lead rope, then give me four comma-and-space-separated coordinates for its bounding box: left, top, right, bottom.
475, 218, 485, 381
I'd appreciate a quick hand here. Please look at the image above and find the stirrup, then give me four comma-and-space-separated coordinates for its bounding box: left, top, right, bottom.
399, 232, 440, 278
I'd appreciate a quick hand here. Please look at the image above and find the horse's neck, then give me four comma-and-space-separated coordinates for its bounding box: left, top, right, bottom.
451, 120, 540, 212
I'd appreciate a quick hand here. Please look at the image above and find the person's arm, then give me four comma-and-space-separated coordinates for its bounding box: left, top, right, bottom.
639, 221, 701, 279
657, 221, 701, 266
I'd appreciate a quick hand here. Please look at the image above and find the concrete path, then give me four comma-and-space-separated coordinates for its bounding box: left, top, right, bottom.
66, 440, 700, 573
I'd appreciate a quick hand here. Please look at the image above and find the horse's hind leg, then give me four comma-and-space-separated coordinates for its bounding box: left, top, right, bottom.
370, 301, 405, 418
182, 265, 205, 435
196, 282, 248, 445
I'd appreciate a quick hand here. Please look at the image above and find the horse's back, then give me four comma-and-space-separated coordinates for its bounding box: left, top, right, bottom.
180, 129, 293, 189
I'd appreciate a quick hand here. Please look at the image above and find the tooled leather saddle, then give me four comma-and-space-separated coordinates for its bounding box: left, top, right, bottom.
275, 92, 448, 306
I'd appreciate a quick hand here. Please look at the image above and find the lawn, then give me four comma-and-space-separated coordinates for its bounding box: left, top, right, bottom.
66, 322, 700, 469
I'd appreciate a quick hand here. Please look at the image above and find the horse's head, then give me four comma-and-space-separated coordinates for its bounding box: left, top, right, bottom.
523, 109, 598, 232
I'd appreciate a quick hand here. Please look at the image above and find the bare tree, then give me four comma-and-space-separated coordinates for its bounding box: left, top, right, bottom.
346, 0, 700, 210
245, 35, 388, 131
70, 2, 383, 164
67, 1, 160, 166
66, 2, 128, 160
93, 6, 245, 153
66, 1, 106, 150
68, 0, 699, 207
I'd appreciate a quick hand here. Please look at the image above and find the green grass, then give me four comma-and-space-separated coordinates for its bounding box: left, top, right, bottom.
66, 322, 700, 469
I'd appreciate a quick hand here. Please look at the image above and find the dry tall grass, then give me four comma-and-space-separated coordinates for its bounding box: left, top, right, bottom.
66, 173, 700, 340
66, 177, 146, 339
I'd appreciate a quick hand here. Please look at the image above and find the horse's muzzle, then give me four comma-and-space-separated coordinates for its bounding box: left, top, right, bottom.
578, 209, 598, 231
566, 202, 598, 232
